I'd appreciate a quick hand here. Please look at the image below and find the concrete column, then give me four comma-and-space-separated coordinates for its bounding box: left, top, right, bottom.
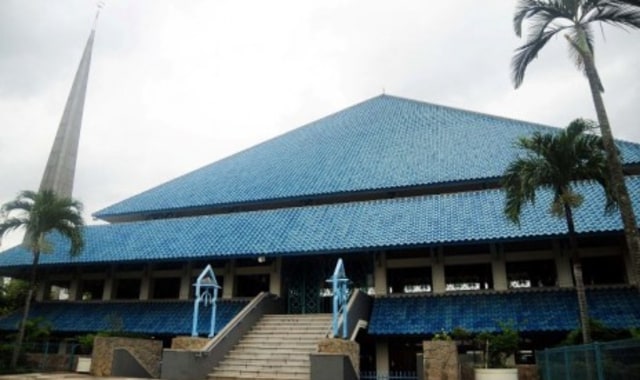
432, 247, 446, 293
376, 341, 390, 376
554, 240, 574, 287
269, 257, 282, 296
223, 260, 235, 299
68, 274, 80, 301
102, 266, 115, 300
179, 262, 192, 300
35, 281, 47, 301
374, 252, 387, 295
491, 244, 508, 291
139, 265, 151, 300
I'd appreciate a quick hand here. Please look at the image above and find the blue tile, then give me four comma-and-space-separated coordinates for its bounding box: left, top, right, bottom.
369, 287, 640, 335
0, 300, 248, 335
93, 95, 640, 220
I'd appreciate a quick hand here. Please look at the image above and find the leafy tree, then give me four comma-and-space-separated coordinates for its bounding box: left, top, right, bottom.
503, 119, 616, 344
0, 280, 29, 317
0, 190, 84, 369
512, 0, 640, 285
476, 323, 520, 368
562, 318, 632, 345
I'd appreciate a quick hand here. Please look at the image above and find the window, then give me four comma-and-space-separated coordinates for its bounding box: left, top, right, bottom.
582, 256, 626, 285
115, 278, 141, 299
506, 260, 556, 288
47, 280, 70, 300
235, 274, 269, 297
387, 267, 432, 294
445, 264, 492, 291
152, 277, 181, 299
80, 279, 104, 300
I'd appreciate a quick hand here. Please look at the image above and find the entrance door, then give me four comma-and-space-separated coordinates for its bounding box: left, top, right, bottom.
283, 256, 334, 314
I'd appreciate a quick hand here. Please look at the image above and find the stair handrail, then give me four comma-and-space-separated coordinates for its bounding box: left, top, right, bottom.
326, 288, 373, 340
160, 292, 282, 380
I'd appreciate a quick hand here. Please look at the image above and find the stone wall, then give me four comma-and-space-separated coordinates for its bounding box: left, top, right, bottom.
25, 353, 76, 372
91, 336, 162, 378
517, 365, 540, 380
423, 341, 460, 380
317, 338, 360, 374
170, 336, 211, 350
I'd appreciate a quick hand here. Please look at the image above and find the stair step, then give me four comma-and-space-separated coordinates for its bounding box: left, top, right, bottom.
208, 314, 331, 380
226, 352, 311, 361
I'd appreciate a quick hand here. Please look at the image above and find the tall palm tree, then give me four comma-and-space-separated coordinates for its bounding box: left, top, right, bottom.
0, 190, 84, 369
503, 119, 616, 344
512, 0, 640, 286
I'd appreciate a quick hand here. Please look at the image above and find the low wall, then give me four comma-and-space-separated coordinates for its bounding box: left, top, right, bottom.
317, 338, 359, 373
171, 336, 211, 350
517, 365, 540, 380
25, 353, 76, 372
92, 336, 162, 378
423, 341, 459, 380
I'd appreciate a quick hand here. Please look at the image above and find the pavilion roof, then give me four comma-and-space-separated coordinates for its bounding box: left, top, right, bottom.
95, 95, 640, 221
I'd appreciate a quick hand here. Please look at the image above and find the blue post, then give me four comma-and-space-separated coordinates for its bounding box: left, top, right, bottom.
326, 258, 350, 338
594, 342, 604, 380
192, 264, 222, 337
544, 349, 551, 380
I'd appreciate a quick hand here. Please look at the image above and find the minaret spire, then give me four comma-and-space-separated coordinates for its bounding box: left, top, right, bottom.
38, 5, 102, 198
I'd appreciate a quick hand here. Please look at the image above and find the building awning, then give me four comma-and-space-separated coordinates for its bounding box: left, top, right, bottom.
368, 286, 640, 335
0, 299, 249, 335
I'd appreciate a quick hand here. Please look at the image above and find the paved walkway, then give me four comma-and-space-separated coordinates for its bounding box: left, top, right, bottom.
0, 373, 151, 380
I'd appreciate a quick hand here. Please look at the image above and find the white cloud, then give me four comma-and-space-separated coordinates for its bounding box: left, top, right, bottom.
0, 0, 638, 242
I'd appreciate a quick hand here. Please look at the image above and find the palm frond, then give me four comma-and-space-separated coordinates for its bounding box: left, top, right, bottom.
0, 189, 85, 256
585, 1, 640, 28
503, 118, 614, 225
514, 0, 575, 36
512, 26, 569, 88
0, 217, 29, 239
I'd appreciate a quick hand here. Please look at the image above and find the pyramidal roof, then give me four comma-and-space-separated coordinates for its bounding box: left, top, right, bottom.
95, 95, 640, 221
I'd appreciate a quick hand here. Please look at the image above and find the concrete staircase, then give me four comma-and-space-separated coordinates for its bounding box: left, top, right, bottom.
208, 313, 332, 380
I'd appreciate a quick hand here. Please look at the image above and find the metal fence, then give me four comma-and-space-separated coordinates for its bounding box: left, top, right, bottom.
361, 371, 418, 380
536, 338, 640, 380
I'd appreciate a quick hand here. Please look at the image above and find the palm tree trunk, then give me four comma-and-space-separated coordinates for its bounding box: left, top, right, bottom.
582, 51, 640, 287
10, 249, 41, 369
564, 203, 592, 344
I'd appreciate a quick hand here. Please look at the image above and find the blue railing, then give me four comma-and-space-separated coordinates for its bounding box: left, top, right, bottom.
327, 258, 350, 338
361, 371, 418, 380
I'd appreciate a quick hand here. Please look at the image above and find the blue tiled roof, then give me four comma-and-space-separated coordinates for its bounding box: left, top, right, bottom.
368, 287, 640, 335
94, 95, 640, 219
1, 176, 639, 268
0, 299, 248, 335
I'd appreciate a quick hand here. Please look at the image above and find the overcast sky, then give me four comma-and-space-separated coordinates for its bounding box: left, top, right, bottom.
0, 0, 639, 247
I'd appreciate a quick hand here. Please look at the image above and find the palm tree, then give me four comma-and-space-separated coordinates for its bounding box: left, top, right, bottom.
512, 0, 640, 286
0, 190, 84, 369
503, 119, 616, 344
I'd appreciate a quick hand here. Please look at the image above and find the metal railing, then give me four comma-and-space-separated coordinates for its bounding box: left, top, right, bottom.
537, 338, 640, 380
360, 371, 418, 380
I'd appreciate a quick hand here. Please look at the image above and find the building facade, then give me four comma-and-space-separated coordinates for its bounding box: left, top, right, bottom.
1, 95, 640, 374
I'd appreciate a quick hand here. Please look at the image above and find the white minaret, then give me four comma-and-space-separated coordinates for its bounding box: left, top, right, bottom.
38, 7, 101, 198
